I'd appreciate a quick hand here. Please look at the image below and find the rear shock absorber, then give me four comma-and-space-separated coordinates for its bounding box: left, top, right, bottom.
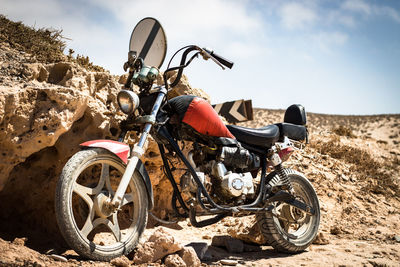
269, 153, 293, 192
275, 163, 293, 192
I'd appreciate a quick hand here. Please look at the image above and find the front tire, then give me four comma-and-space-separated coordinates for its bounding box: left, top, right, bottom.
256, 169, 320, 253
55, 148, 148, 261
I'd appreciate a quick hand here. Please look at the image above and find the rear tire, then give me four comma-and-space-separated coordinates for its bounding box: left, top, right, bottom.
55, 148, 148, 261
256, 169, 320, 253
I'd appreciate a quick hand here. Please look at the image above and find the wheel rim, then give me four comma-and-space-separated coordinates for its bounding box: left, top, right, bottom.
69, 156, 142, 250
271, 180, 315, 241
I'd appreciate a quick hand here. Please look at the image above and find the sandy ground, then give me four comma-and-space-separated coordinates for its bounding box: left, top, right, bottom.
1, 110, 400, 267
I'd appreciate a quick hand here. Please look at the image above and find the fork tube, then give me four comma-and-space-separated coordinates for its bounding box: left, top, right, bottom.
111, 87, 166, 207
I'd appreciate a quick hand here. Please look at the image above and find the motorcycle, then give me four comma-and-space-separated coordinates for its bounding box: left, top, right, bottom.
55, 17, 320, 261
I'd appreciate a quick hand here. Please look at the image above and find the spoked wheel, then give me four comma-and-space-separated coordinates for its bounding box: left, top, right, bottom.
55, 148, 148, 261
256, 169, 320, 253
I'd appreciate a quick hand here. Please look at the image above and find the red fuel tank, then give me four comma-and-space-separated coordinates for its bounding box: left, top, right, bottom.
168, 95, 234, 139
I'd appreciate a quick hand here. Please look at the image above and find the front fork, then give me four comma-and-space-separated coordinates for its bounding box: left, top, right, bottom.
109, 86, 167, 209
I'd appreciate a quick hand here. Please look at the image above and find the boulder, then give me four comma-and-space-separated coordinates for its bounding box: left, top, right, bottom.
133, 227, 183, 264
179, 246, 201, 267
227, 216, 266, 245
164, 254, 186, 267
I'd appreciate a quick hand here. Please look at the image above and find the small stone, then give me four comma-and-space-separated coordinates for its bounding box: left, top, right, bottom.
179, 247, 200, 267
394, 235, 400, 242
12, 237, 27, 246
45, 248, 57, 255
341, 174, 349, 181
110, 256, 131, 267
313, 232, 330, 245
330, 226, 342, 235
164, 254, 186, 267
186, 242, 208, 260
211, 235, 231, 247
220, 259, 238, 266
327, 192, 333, 197
133, 227, 183, 264
49, 254, 68, 262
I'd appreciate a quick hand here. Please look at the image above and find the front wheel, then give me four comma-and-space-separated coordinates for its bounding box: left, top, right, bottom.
55, 148, 148, 261
256, 169, 320, 253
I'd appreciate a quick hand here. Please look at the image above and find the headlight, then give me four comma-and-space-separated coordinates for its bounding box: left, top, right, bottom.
117, 90, 140, 114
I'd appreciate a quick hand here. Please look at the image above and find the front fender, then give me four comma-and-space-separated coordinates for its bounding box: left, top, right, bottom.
80, 140, 154, 210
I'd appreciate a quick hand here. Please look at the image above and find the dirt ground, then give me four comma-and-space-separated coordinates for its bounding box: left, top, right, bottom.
1, 109, 399, 267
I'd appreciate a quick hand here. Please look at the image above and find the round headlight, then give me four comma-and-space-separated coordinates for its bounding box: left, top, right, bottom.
117, 90, 140, 114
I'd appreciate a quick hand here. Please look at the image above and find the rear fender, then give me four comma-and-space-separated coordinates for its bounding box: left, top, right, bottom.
80, 140, 154, 210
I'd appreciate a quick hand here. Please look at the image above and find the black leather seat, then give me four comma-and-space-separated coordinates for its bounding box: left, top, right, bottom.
226, 124, 280, 148
275, 123, 308, 142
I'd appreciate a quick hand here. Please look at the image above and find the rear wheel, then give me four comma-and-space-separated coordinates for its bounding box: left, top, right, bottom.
55, 148, 148, 261
256, 169, 320, 253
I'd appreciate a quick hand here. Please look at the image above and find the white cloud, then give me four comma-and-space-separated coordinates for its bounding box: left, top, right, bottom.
342, 0, 371, 15
279, 2, 317, 30
311, 32, 348, 53
1, 0, 265, 74
342, 0, 400, 24
86, 0, 266, 72
376, 6, 400, 23
327, 10, 357, 28
90, 0, 262, 42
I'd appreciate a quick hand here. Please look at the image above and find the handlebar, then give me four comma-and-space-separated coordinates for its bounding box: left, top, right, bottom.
165, 45, 234, 89
203, 48, 234, 69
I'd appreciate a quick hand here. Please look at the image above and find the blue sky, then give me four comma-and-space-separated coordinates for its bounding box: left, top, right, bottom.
2, 0, 399, 115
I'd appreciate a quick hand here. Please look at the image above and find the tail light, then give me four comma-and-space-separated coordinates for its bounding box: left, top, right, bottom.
278, 147, 294, 162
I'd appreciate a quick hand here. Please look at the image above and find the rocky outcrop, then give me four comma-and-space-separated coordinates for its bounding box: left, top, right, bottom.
0, 42, 209, 240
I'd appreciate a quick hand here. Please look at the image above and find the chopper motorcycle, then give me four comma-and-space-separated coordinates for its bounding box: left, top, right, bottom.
55, 18, 320, 260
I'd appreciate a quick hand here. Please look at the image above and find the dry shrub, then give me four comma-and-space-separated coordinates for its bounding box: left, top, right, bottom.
0, 14, 66, 63
0, 15, 104, 72
75, 54, 105, 72
311, 136, 399, 197
332, 125, 355, 138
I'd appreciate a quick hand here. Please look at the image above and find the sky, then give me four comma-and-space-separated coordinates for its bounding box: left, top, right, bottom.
1, 0, 400, 115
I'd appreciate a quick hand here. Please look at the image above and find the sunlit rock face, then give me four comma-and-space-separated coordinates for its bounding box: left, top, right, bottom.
0, 43, 211, 240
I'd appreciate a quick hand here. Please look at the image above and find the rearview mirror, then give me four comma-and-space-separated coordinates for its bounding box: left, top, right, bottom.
129, 17, 167, 68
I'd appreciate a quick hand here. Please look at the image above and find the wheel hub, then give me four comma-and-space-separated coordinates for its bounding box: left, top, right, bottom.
94, 192, 114, 218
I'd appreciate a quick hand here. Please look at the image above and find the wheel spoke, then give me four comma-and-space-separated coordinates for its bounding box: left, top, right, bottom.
80, 207, 96, 238
105, 167, 114, 194
93, 163, 109, 195
87, 215, 121, 242
73, 183, 95, 206
121, 193, 133, 207
111, 213, 122, 242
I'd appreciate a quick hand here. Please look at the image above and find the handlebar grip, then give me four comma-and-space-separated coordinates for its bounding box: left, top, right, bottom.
210, 51, 234, 69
